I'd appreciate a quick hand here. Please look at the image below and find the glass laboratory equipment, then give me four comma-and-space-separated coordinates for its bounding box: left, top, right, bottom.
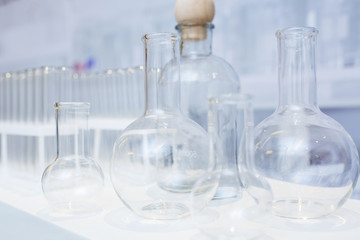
0, 73, 4, 123
206, 94, 254, 201
111, 33, 213, 220
41, 102, 104, 214
174, 0, 241, 130
191, 94, 268, 239
253, 27, 359, 219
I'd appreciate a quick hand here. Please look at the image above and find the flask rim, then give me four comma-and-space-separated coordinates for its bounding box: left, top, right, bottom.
142, 32, 178, 44
54, 102, 90, 110
276, 26, 318, 39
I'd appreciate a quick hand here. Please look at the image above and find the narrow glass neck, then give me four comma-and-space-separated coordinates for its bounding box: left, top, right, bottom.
55, 103, 90, 158
277, 27, 318, 112
176, 23, 213, 57
143, 33, 181, 115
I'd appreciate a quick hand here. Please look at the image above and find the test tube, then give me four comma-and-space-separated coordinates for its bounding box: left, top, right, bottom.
127, 67, 136, 117
62, 66, 73, 102
18, 71, 27, 172
14, 72, 21, 123
42, 66, 51, 123
9, 72, 16, 123
135, 65, 145, 116
79, 72, 88, 104
97, 71, 107, 117
0, 71, 3, 164
106, 69, 117, 117
0, 73, 5, 122
125, 67, 136, 116
115, 68, 125, 117
86, 72, 96, 117
23, 69, 33, 176
18, 71, 27, 123
58, 66, 72, 102
33, 68, 42, 124
25, 69, 34, 123
93, 72, 102, 117
4, 72, 12, 123
71, 72, 78, 102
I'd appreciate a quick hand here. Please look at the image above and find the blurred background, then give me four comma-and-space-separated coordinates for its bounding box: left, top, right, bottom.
1, 0, 359, 73
0, 0, 359, 195
1, 0, 359, 107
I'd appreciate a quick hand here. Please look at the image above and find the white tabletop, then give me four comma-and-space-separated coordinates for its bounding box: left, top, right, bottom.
1, 175, 360, 240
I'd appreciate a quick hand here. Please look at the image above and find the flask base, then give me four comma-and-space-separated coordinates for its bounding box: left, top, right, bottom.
272, 199, 333, 219
158, 177, 197, 193
139, 202, 189, 220
212, 186, 242, 201
49, 202, 102, 217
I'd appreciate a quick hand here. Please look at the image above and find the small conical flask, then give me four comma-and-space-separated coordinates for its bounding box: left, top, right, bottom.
252, 27, 359, 219
111, 33, 214, 220
41, 102, 104, 214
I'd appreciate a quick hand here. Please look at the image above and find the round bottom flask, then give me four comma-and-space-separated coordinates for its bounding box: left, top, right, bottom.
111, 33, 213, 220
112, 115, 210, 220
41, 102, 104, 214
253, 27, 359, 219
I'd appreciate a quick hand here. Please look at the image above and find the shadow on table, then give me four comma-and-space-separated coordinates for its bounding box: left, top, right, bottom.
189, 204, 273, 240
265, 207, 360, 232
185, 204, 360, 240
104, 207, 196, 232
188, 233, 273, 240
36, 204, 102, 222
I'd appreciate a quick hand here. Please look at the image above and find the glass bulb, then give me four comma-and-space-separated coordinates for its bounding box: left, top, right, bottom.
252, 27, 359, 219
111, 33, 215, 220
41, 102, 104, 214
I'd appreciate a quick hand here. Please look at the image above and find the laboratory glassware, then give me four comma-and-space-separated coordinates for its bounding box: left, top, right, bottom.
0, 73, 5, 123
206, 94, 254, 201
191, 93, 265, 239
41, 102, 104, 214
253, 27, 359, 219
175, 0, 241, 130
111, 33, 213, 220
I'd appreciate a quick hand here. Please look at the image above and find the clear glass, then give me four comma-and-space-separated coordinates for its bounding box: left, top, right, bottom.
252, 27, 359, 219
41, 102, 104, 214
0, 73, 4, 123
191, 94, 264, 239
176, 23, 241, 130
207, 94, 254, 201
111, 33, 213, 220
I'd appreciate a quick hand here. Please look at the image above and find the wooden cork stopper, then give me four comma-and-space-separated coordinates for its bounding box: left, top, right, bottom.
175, 0, 215, 40
175, 0, 215, 24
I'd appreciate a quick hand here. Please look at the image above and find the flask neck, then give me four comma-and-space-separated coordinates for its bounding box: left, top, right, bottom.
55, 102, 90, 159
143, 33, 182, 115
176, 23, 213, 57
276, 27, 319, 112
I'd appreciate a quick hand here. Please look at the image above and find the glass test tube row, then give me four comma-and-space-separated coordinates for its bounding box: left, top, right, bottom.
0, 66, 145, 179
0, 66, 145, 125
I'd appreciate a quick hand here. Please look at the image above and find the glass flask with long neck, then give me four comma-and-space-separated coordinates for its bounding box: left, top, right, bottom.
252, 27, 359, 219
176, 23, 241, 130
41, 102, 104, 214
111, 33, 213, 220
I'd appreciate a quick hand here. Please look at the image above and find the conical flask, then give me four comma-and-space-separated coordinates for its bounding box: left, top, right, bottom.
41, 102, 104, 214
111, 33, 213, 220
252, 27, 359, 219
